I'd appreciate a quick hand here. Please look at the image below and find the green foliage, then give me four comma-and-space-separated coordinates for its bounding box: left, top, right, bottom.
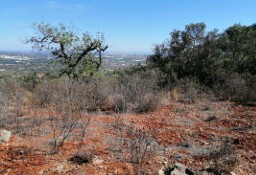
147, 22, 222, 86
20, 72, 40, 91
147, 22, 256, 102
222, 24, 256, 74
26, 23, 108, 78
148, 22, 256, 77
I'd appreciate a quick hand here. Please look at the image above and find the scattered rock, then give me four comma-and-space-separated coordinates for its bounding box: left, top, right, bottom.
164, 146, 172, 152
92, 156, 104, 164
53, 164, 64, 173
38, 170, 45, 175
161, 163, 196, 175
204, 115, 217, 122
158, 168, 165, 175
0, 129, 11, 143
174, 154, 187, 160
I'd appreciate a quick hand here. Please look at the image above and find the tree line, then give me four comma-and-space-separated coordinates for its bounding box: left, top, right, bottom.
147, 22, 256, 88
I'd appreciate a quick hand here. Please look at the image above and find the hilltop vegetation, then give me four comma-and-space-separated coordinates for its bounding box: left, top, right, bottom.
0, 22, 255, 174
147, 22, 256, 102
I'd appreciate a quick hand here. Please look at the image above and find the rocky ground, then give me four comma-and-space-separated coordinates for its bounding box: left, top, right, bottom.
0, 99, 255, 175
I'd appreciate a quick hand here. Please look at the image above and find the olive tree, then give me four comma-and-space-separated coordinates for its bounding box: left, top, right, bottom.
26, 22, 108, 78
25, 23, 107, 153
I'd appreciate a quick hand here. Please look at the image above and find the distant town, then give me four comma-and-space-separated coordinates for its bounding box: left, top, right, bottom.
0, 51, 148, 73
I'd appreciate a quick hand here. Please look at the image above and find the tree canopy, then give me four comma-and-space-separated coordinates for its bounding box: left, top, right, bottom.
26, 23, 108, 78
147, 22, 256, 87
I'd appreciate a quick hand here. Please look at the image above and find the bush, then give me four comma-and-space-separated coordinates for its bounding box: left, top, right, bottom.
32, 79, 54, 107
208, 143, 238, 175
83, 78, 109, 112
108, 68, 166, 113
20, 72, 40, 91
132, 93, 160, 113
215, 72, 256, 102
108, 93, 128, 113
176, 77, 201, 103
29, 66, 168, 114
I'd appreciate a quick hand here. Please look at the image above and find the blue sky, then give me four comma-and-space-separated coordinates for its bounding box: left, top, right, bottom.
0, 0, 256, 53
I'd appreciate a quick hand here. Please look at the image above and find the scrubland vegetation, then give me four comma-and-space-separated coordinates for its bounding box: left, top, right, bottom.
0, 22, 255, 174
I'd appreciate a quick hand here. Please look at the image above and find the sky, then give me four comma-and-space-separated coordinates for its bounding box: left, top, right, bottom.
0, 0, 256, 53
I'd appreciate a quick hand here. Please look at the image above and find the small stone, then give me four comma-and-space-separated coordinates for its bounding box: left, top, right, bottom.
38, 170, 44, 175
0, 130, 11, 143
164, 147, 172, 152
158, 168, 165, 175
92, 157, 104, 164
175, 154, 182, 159
159, 162, 196, 175
53, 164, 64, 173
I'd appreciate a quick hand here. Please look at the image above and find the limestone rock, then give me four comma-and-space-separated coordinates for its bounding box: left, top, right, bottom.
92, 156, 104, 164
160, 163, 196, 175
0, 129, 11, 143
53, 164, 64, 173
158, 168, 165, 175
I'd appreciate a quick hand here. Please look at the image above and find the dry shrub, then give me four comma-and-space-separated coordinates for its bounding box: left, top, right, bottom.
112, 115, 125, 131
176, 77, 201, 103
216, 72, 256, 103
0, 80, 9, 128
32, 68, 167, 114
45, 110, 91, 154
29, 77, 91, 153
133, 93, 161, 113
32, 79, 56, 107
108, 93, 128, 113
22, 91, 33, 106
128, 128, 158, 175
169, 88, 179, 101
207, 143, 238, 175
1, 69, 160, 121
109, 119, 159, 175
108, 68, 167, 113
0, 78, 27, 133
83, 78, 109, 112
129, 71, 160, 113
32, 76, 109, 112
